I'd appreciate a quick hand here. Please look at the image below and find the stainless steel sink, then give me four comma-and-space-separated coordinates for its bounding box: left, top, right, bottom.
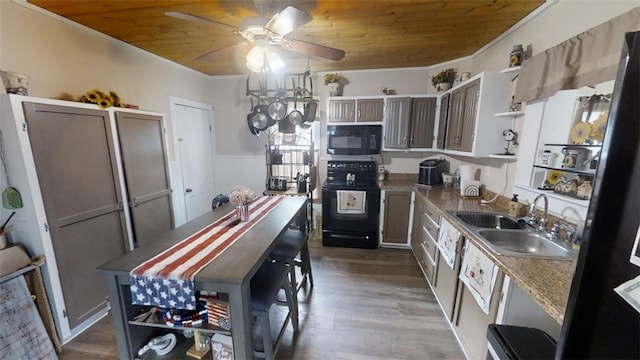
451, 211, 523, 230
447, 210, 577, 260
477, 229, 574, 259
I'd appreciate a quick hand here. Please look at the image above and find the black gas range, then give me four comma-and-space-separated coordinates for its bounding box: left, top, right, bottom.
322, 161, 380, 249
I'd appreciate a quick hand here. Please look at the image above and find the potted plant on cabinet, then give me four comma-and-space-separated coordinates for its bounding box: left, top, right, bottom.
324, 73, 344, 96
431, 68, 457, 92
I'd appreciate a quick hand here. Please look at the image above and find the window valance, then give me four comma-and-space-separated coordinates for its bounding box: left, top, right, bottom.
514, 7, 640, 103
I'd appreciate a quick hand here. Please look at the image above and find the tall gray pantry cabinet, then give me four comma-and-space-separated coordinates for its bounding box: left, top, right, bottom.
0, 95, 174, 342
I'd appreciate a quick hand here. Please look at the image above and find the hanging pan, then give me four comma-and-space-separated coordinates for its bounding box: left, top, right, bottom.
250, 104, 274, 131
0, 130, 23, 210
288, 78, 304, 126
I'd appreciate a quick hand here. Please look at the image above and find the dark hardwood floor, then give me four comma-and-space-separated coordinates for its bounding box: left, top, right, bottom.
59, 223, 464, 359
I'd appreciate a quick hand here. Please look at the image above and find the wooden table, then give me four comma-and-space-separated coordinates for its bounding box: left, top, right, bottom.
97, 196, 307, 359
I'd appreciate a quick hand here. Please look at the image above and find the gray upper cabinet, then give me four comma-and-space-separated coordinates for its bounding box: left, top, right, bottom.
436, 93, 450, 149
410, 97, 437, 148
327, 97, 383, 123
327, 99, 356, 122
383, 97, 412, 148
440, 72, 514, 157
356, 98, 384, 122
446, 79, 480, 152
384, 96, 437, 150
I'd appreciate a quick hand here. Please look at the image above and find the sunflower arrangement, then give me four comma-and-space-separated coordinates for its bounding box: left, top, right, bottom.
569, 121, 592, 144
590, 113, 608, 143
78, 89, 123, 109
542, 170, 564, 189
324, 73, 344, 85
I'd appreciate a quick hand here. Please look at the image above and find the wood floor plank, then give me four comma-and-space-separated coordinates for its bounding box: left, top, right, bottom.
59, 211, 464, 360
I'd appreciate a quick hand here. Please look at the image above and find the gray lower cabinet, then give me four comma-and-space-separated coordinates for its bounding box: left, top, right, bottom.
453, 242, 504, 360
380, 190, 413, 247
432, 236, 464, 321
0, 95, 174, 340
411, 193, 440, 282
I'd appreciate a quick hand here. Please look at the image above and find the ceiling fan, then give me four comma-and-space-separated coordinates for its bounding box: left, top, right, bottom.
165, 0, 345, 71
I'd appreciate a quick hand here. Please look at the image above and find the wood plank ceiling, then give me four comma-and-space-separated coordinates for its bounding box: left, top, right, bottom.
28, 0, 545, 76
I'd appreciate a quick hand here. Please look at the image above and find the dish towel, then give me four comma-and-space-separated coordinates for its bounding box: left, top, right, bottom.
336, 190, 366, 214
437, 218, 460, 269
130, 196, 284, 310
459, 242, 499, 315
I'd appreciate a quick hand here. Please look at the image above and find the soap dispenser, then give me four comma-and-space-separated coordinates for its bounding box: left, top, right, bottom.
508, 194, 521, 217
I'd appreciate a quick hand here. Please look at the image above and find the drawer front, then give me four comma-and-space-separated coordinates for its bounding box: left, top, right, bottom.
424, 201, 441, 224
412, 240, 437, 283
421, 226, 439, 260
422, 215, 440, 244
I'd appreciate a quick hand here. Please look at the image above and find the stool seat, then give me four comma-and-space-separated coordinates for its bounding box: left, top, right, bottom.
271, 229, 307, 258
250, 261, 288, 312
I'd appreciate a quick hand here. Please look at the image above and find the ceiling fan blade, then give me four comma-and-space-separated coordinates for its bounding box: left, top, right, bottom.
194, 43, 244, 62
265, 6, 312, 36
165, 11, 237, 32
285, 39, 345, 61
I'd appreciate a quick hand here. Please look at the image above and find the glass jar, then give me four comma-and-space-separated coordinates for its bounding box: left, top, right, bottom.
509, 44, 524, 67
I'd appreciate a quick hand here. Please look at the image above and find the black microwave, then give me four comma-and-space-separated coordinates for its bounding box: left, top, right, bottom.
327, 125, 382, 155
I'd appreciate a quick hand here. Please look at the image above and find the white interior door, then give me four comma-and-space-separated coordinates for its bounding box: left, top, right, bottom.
170, 98, 215, 225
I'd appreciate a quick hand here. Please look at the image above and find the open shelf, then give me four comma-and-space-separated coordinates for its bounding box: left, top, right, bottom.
488, 154, 517, 159
533, 165, 596, 176
544, 143, 602, 148
500, 66, 521, 74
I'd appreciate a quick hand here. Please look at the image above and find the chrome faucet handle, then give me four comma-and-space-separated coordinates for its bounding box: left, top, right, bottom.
560, 224, 576, 245
548, 223, 560, 239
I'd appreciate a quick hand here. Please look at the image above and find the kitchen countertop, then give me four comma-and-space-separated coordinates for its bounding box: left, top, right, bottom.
378, 176, 575, 324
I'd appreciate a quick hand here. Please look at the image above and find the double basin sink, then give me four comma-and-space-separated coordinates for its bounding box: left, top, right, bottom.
448, 211, 577, 261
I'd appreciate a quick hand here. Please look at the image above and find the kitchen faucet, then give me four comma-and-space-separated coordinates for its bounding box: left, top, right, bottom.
528, 194, 549, 231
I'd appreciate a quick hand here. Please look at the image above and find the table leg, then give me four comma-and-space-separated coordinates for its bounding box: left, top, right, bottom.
228, 281, 253, 358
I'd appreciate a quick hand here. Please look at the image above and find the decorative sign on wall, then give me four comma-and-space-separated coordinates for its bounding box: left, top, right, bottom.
0, 276, 57, 360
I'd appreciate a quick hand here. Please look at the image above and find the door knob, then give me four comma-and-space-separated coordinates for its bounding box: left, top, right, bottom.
185, 188, 193, 193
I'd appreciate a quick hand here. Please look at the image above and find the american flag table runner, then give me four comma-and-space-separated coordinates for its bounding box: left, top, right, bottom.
130, 196, 284, 310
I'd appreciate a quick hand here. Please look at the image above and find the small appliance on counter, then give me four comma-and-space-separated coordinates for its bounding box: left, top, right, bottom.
418, 159, 449, 186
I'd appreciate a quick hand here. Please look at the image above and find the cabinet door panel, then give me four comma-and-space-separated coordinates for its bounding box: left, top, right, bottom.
459, 80, 480, 152
453, 272, 504, 360
410, 98, 437, 148
357, 98, 384, 122
115, 112, 174, 248
436, 93, 450, 149
23, 103, 128, 329
382, 190, 411, 244
446, 89, 465, 150
384, 97, 412, 148
328, 99, 356, 122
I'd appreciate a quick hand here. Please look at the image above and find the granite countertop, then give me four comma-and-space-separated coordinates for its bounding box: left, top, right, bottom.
379, 175, 575, 324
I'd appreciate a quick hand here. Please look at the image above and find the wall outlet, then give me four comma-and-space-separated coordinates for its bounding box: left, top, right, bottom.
484, 166, 491, 178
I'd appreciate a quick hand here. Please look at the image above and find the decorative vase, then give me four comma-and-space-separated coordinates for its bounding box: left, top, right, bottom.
327, 82, 341, 96
235, 203, 249, 222
435, 82, 451, 92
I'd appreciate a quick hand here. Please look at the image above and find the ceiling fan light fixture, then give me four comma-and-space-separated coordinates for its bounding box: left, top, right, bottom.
246, 41, 285, 73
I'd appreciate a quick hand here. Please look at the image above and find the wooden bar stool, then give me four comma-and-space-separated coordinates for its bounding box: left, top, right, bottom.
250, 259, 298, 360
270, 229, 314, 317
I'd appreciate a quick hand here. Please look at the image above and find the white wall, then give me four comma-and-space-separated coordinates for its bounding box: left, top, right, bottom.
2, 0, 638, 202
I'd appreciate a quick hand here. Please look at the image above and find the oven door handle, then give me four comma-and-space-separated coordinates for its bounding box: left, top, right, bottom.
330, 234, 370, 239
